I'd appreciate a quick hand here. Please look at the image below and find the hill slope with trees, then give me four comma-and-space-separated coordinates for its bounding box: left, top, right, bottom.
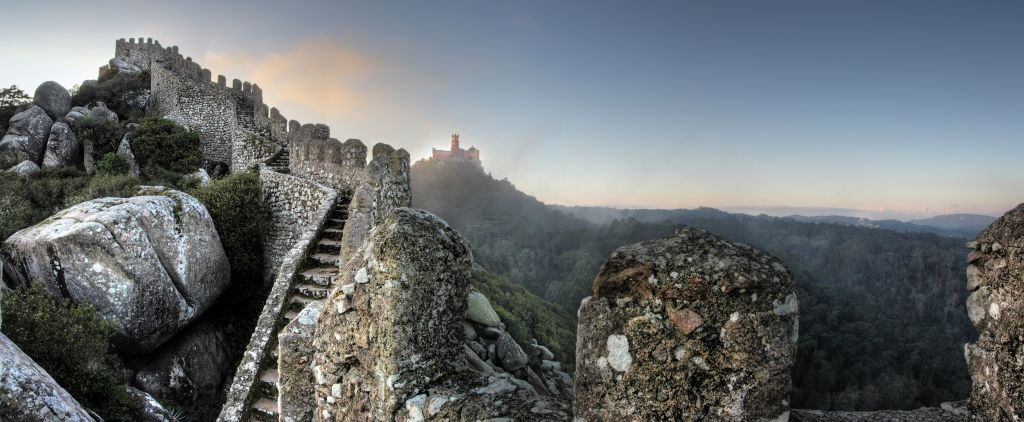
411, 158, 974, 411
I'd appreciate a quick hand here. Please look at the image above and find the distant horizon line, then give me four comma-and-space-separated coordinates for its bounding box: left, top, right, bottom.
548, 203, 999, 221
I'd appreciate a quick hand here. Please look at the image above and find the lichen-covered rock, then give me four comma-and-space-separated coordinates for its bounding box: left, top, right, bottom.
131, 319, 234, 405
311, 208, 569, 421
965, 203, 1024, 420
575, 227, 798, 421
33, 81, 71, 121
0, 105, 53, 164
495, 332, 529, 371
42, 122, 80, 168
466, 289, 502, 327
117, 136, 141, 177
279, 301, 323, 422
0, 332, 93, 421
1, 188, 231, 353
122, 385, 176, 422
8, 159, 40, 176
366, 146, 411, 224
88, 102, 119, 124
110, 57, 143, 74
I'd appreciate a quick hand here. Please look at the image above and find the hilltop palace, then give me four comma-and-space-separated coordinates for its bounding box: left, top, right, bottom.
432, 133, 481, 167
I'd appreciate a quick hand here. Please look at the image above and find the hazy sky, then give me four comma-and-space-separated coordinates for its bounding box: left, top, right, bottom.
2, 1, 1021, 217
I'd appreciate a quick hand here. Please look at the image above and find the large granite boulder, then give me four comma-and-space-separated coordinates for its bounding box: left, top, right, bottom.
311, 208, 568, 421
131, 319, 234, 405
965, 203, 1024, 420
0, 332, 93, 421
575, 227, 798, 421
33, 81, 71, 121
64, 103, 118, 127
42, 122, 80, 168
0, 105, 52, 164
1, 188, 231, 353
466, 289, 502, 327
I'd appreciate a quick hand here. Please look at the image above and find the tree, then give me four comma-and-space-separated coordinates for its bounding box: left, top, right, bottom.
0, 85, 31, 107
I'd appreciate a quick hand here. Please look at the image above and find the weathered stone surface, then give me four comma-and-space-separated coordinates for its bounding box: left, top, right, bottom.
122, 385, 176, 422
575, 227, 798, 421
131, 319, 234, 405
0, 105, 52, 164
338, 185, 373, 267
1, 188, 231, 353
279, 301, 323, 422
495, 332, 529, 371
311, 208, 568, 421
8, 159, 40, 176
110, 57, 143, 74
88, 102, 119, 124
791, 402, 972, 421
117, 136, 141, 177
33, 81, 71, 120
0, 332, 93, 421
82, 139, 95, 174
466, 289, 502, 327
42, 122, 80, 168
965, 203, 1024, 420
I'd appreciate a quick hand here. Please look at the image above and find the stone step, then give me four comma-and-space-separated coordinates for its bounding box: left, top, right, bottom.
300, 268, 337, 287
310, 253, 340, 267
283, 308, 300, 323
287, 295, 316, 312
317, 239, 343, 254
250, 397, 279, 421
260, 367, 279, 384
257, 377, 279, 398
296, 283, 331, 300
322, 228, 344, 240
328, 218, 347, 226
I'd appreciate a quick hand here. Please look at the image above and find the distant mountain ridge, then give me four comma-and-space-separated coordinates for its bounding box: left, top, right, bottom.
553, 205, 994, 239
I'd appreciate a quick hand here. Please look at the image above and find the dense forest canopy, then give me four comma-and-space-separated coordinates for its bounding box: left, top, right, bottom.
411, 158, 974, 411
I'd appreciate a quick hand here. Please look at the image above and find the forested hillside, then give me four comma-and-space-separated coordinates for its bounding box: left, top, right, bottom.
411, 158, 974, 411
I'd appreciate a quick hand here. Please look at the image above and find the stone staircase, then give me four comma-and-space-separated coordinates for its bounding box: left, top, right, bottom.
248, 195, 350, 421
266, 149, 290, 174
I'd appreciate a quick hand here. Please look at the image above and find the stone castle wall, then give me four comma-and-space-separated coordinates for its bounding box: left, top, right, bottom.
230, 128, 279, 173
258, 167, 336, 282
290, 136, 369, 194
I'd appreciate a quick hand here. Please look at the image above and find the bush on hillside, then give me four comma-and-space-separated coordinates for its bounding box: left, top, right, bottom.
130, 117, 202, 175
0, 167, 140, 240
71, 70, 150, 121
189, 171, 267, 283
73, 116, 127, 157
470, 268, 577, 365
96, 152, 129, 176
1, 284, 135, 420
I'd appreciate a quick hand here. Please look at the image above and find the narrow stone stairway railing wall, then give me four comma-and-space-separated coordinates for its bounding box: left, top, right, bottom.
218, 164, 337, 422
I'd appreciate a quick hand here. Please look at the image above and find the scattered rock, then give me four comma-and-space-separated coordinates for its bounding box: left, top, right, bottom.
575, 227, 797, 421
42, 122, 80, 168
0, 105, 52, 165
33, 81, 71, 121
467, 289, 502, 327
0, 332, 93, 421
7, 160, 40, 176
1, 188, 231, 353
496, 333, 529, 371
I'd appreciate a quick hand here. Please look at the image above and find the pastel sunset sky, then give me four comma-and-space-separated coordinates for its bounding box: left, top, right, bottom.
2, 0, 1021, 218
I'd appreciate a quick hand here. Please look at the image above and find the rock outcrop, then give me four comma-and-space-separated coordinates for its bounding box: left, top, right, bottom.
965, 203, 1024, 420
1, 187, 231, 353
0, 105, 53, 165
117, 136, 141, 177
311, 208, 569, 421
0, 332, 93, 421
42, 122, 80, 168
575, 227, 798, 421
130, 319, 234, 405
33, 81, 71, 121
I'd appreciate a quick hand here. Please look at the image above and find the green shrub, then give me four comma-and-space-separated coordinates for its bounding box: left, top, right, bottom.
74, 116, 126, 157
0, 167, 139, 240
96, 152, 129, 176
130, 117, 202, 174
64, 174, 140, 208
189, 172, 267, 282
1, 284, 135, 421
71, 70, 150, 121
